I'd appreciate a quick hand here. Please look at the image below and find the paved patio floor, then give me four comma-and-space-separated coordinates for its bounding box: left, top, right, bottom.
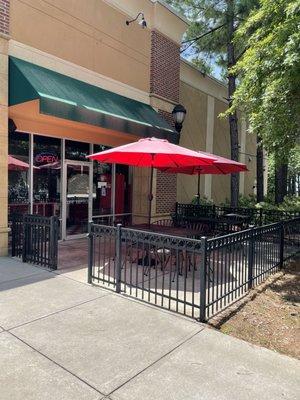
0, 256, 299, 399
57, 238, 288, 320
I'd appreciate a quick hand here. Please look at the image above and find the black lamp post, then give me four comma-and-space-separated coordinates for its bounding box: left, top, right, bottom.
172, 104, 187, 133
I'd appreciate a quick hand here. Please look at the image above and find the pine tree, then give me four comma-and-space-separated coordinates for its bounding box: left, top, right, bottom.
166, 0, 259, 206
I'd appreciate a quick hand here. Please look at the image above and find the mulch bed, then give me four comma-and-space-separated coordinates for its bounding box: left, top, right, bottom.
209, 257, 300, 359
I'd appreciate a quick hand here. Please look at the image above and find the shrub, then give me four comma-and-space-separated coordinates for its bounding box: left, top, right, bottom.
191, 195, 214, 206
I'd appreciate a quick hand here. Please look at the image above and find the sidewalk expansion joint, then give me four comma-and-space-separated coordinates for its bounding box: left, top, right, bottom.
107, 327, 205, 397
6, 293, 112, 332
0, 271, 48, 287
8, 331, 105, 397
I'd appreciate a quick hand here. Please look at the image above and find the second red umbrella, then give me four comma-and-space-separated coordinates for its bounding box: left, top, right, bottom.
160, 151, 248, 204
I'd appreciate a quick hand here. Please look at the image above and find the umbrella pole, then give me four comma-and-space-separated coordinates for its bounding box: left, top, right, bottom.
148, 165, 154, 227
197, 173, 200, 205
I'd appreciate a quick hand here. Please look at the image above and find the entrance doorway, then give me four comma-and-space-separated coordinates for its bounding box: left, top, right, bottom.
61, 160, 131, 240
62, 161, 92, 239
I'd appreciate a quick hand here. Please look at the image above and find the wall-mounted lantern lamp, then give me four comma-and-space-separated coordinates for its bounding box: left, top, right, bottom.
172, 104, 187, 133
126, 12, 147, 29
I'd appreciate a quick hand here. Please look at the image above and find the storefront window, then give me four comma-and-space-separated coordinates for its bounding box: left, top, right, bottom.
92, 144, 131, 217
65, 140, 90, 161
116, 164, 131, 214
33, 135, 61, 217
92, 144, 111, 216
8, 131, 29, 217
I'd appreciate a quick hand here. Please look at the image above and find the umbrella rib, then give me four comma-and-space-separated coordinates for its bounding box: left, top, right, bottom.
215, 164, 227, 175
136, 153, 146, 167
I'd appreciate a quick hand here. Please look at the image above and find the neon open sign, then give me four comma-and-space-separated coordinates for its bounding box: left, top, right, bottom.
35, 152, 59, 164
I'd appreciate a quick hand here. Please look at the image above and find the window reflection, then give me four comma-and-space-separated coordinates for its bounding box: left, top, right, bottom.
33, 135, 61, 217
65, 140, 89, 161
8, 132, 29, 216
92, 144, 131, 217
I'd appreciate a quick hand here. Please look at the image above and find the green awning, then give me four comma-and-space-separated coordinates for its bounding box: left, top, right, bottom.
9, 57, 179, 143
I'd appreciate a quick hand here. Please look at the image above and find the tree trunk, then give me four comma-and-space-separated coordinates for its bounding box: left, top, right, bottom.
256, 136, 264, 203
275, 158, 288, 204
227, 0, 239, 207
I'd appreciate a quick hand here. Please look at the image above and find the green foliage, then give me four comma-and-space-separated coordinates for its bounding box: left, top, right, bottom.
191, 195, 214, 205
210, 193, 299, 211
165, 0, 258, 76
237, 194, 257, 207
278, 195, 300, 211
219, 194, 257, 207
266, 147, 300, 201
228, 0, 300, 158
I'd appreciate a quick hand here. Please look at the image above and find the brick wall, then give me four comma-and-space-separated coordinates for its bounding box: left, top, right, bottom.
156, 171, 177, 214
150, 30, 180, 215
0, 0, 9, 35
150, 30, 180, 103
156, 110, 177, 214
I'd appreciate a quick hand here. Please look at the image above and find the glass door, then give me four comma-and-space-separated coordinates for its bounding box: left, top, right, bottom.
63, 161, 92, 239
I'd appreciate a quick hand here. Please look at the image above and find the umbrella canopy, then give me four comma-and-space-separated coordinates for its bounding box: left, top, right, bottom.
8, 155, 30, 171
160, 151, 247, 204
87, 137, 216, 167
160, 152, 248, 175
88, 137, 217, 226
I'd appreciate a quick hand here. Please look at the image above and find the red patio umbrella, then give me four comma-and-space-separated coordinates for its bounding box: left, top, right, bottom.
8, 155, 30, 171
88, 137, 217, 225
160, 151, 248, 204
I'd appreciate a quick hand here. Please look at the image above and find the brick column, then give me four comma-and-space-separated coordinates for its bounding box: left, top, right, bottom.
0, 0, 10, 255
150, 30, 180, 218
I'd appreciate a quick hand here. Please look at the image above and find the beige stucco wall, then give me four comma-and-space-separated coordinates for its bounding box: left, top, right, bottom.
177, 80, 207, 203
178, 59, 256, 205
9, 0, 151, 93
211, 99, 231, 204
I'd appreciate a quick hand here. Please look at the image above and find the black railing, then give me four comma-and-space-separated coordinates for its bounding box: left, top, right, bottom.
204, 223, 281, 319
175, 203, 300, 226
88, 223, 204, 319
10, 213, 24, 257
88, 218, 300, 322
10, 214, 59, 270
92, 213, 132, 227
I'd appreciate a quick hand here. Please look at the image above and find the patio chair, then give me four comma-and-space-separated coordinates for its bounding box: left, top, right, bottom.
151, 218, 174, 227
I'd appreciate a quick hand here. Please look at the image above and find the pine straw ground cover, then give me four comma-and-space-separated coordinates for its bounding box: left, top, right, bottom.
209, 257, 300, 359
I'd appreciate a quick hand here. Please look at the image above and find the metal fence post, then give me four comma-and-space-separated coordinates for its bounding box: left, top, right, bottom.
22, 217, 27, 263
259, 209, 263, 226
11, 215, 16, 257
248, 228, 255, 290
49, 216, 59, 270
87, 222, 94, 284
174, 202, 178, 226
279, 222, 285, 269
199, 236, 207, 322
115, 223, 122, 293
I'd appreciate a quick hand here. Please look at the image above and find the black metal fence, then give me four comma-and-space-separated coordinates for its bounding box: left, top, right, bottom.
88, 218, 300, 322
175, 203, 300, 226
92, 213, 132, 227
88, 223, 203, 319
10, 213, 24, 258
10, 214, 59, 270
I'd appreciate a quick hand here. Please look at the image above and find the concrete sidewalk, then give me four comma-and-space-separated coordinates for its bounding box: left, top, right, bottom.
0, 257, 299, 400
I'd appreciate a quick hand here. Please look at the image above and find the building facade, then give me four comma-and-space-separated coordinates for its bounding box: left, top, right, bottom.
0, 0, 256, 255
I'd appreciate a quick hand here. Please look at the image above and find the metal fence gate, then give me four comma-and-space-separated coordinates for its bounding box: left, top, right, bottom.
88, 218, 300, 322
10, 214, 59, 270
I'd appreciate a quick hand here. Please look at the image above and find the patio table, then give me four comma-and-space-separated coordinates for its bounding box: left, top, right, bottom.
128, 224, 202, 275
130, 224, 201, 239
